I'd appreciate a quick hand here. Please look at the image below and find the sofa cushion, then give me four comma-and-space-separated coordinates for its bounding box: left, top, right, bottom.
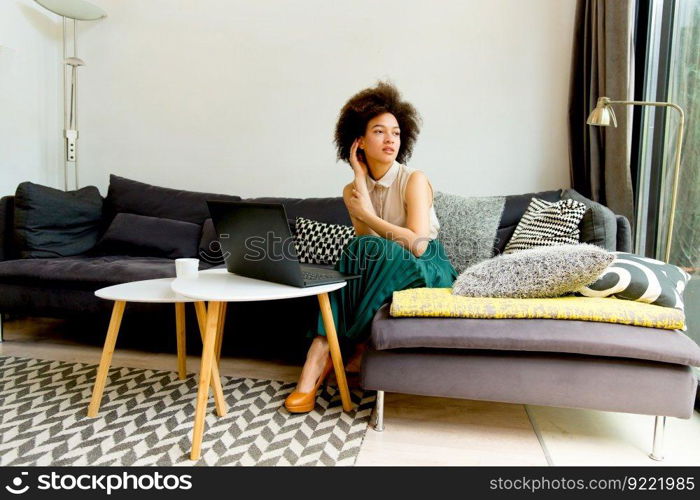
504, 198, 588, 253
371, 304, 700, 366
391, 287, 685, 330
105, 175, 241, 225
433, 192, 505, 273
452, 244, 614, 298
0, 196, 16, 260
198, 218, 225, 265
244, 196, 350, 227
494, 190, 561, 255
95, 213, 201, 259
579, 252, 691, 311
616, 216, 633, 252
562, 189, 618, 251
13, 182, 103, 258
294, 217, 355, 265
0, 255, 179, 287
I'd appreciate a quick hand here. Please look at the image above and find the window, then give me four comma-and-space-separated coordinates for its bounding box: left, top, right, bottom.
636, 0, 700, 348
663, 0, 700, 349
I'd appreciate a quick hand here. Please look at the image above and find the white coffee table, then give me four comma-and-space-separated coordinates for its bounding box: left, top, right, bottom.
89, 278, 227, 419
171, 268, 349, 461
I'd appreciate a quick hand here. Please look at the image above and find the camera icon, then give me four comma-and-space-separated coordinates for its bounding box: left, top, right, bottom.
5, 472, 29, 495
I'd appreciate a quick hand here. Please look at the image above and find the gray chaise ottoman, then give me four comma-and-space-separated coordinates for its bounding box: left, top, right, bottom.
361, 305, 700, 460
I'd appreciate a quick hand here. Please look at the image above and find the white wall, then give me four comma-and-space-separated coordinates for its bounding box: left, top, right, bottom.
0, 0, 62, 196
3, 0, 577, 199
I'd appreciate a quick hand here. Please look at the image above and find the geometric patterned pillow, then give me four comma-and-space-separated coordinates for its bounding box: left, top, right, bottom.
577, 252, 691, 311
504, 198, 588, 254
293, 217, 355, 265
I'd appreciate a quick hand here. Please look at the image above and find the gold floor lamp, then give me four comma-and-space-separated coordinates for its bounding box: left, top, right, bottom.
586, 96, 685, 264
587, 96, 687, 462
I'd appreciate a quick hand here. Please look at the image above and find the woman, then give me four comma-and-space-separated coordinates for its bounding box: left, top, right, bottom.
284, 81, 457, 413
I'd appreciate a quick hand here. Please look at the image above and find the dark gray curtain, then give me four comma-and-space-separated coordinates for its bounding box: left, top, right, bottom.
569, 0, 636, 228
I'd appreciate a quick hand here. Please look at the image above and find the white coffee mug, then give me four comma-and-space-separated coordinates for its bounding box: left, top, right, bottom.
175, 258, 200, 279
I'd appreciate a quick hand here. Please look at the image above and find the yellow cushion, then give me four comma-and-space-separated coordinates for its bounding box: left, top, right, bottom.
390, 288, 685, 331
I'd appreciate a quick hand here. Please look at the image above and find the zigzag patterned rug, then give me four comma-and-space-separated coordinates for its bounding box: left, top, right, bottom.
0, 355, 375, 466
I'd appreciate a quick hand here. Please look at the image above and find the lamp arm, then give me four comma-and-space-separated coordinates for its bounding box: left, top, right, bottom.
607, 100, 685, 263
608, 100, 685, 119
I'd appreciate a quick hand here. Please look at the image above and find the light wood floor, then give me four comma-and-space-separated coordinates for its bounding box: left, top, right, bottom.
2, 317, 699, 466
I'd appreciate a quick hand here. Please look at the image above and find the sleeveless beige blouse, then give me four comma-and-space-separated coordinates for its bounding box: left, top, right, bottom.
364, 161, 440, 240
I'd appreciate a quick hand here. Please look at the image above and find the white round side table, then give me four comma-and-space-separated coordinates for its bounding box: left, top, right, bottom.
89, 278, 227, 419
171, 268, 350, 461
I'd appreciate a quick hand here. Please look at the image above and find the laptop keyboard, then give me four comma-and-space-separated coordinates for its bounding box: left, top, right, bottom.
302, 271, 338, 281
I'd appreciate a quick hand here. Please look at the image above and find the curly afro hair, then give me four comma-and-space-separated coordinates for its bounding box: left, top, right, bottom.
334, 81, 421, 165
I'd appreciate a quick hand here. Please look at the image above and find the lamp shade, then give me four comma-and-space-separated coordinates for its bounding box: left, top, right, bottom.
34, 0, 106, 21
586, 97, 617, 127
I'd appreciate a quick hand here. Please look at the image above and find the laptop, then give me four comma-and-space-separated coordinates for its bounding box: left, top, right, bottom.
207, 200, 360, 287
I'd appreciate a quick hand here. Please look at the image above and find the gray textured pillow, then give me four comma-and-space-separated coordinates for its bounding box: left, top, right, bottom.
433, 192, 505, 273
452, 244, 615, 299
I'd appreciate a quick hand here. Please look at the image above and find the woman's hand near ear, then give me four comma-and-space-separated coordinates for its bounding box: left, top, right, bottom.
345, 138, 379, 236
349, 139, 368, 179
349, 139, 373, 203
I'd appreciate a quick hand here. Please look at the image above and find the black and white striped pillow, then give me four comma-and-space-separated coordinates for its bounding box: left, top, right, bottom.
294, 217, 355, 265
578, 252, 691, 311
504, 198, 587, 254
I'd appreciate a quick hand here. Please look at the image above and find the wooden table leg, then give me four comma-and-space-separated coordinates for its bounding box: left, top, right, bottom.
194, 301, 227, 418
215, 302, 227, 364
175, 303, 187, 380
317, 292, 352, 411
191, 300, 222, 461
87, 300, 126, 418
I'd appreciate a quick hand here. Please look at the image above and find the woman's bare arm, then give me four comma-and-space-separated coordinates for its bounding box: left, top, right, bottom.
343, 182, 379, 236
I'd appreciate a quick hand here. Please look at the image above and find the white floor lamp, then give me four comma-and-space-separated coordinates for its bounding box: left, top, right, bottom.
34, 0, 106, 191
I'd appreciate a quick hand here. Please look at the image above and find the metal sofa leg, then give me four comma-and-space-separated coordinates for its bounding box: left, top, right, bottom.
0, 313, 4, 343
373, 390, 385, 432
649, 416, 666, 461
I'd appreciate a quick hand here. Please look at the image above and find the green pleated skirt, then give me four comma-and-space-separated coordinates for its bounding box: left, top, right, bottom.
310, 235, 458, 343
